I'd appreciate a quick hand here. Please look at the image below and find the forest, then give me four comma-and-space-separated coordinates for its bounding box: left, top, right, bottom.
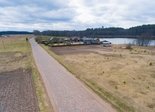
1, 24, 155, 39
34, 24, 155, 39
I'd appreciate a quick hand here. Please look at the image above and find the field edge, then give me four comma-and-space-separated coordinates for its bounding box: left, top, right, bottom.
41, 44, 136, 112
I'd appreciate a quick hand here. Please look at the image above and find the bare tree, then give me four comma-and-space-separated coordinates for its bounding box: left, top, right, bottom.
136, 33, 152, 46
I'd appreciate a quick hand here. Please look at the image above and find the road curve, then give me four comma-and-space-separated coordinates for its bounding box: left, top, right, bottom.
30, 38, 116, 112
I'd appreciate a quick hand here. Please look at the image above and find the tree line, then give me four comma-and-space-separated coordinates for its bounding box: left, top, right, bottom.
33, 24, 155, 39
0, 31, 32, 35
0, 24, 155, 40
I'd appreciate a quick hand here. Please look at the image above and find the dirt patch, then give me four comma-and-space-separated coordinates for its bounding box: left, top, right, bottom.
0, 68, 39, 112
51, 45, 112, 55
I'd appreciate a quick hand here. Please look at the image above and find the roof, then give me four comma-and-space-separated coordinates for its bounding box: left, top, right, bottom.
101, 40, 111, 44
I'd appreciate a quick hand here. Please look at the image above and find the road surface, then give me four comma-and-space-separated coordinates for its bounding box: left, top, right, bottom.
30, 38, 116, 112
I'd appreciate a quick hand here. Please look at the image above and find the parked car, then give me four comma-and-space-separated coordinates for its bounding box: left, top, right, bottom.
101, 40, 112, 47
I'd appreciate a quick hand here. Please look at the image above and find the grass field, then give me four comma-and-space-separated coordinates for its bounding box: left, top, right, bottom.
42, 44, 155, 112
0, 36, 51, 112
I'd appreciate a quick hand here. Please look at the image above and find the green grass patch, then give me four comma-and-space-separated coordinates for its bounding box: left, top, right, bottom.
0, 37, 29, 53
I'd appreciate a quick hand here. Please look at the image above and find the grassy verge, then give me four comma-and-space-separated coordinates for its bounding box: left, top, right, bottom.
41, 44, 135, 112
83, 79, 134, 112
0, 36, 51, 112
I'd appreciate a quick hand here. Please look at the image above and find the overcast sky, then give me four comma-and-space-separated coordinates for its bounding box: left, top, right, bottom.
0, 0, 155, 31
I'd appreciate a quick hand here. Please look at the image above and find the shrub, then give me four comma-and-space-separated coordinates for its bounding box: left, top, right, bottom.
126, 44, 132, 50
149, 62, 152, 66
115, 86, 118, 89
123, 81, 126, 84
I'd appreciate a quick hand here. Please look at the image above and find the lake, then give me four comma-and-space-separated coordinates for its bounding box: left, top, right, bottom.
100, 38, 155, 46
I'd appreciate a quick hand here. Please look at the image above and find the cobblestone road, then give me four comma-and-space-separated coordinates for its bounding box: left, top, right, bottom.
30, 38, 116, 112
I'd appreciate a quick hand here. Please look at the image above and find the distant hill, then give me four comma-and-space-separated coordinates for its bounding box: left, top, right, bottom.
33, 24, 155, 39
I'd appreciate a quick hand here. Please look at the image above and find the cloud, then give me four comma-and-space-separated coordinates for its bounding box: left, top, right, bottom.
0, 0, 154, 31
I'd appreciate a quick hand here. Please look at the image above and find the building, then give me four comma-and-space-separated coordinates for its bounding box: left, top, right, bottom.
82, 37, 100, 45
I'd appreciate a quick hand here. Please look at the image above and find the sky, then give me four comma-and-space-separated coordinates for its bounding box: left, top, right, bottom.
0, 0, 155, 31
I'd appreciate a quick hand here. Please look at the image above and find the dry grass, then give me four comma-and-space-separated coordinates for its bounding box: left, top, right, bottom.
43, 44, 155, 112
0, 36, 51, 112
0, 36, 31, 72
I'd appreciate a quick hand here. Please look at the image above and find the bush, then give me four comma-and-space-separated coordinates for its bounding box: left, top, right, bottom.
126, 44, 132, 50
123, 81, 126, 84
149, 62, 152, 66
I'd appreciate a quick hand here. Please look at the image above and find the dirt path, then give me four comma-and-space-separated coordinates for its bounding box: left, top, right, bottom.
30, 38, 116, 112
